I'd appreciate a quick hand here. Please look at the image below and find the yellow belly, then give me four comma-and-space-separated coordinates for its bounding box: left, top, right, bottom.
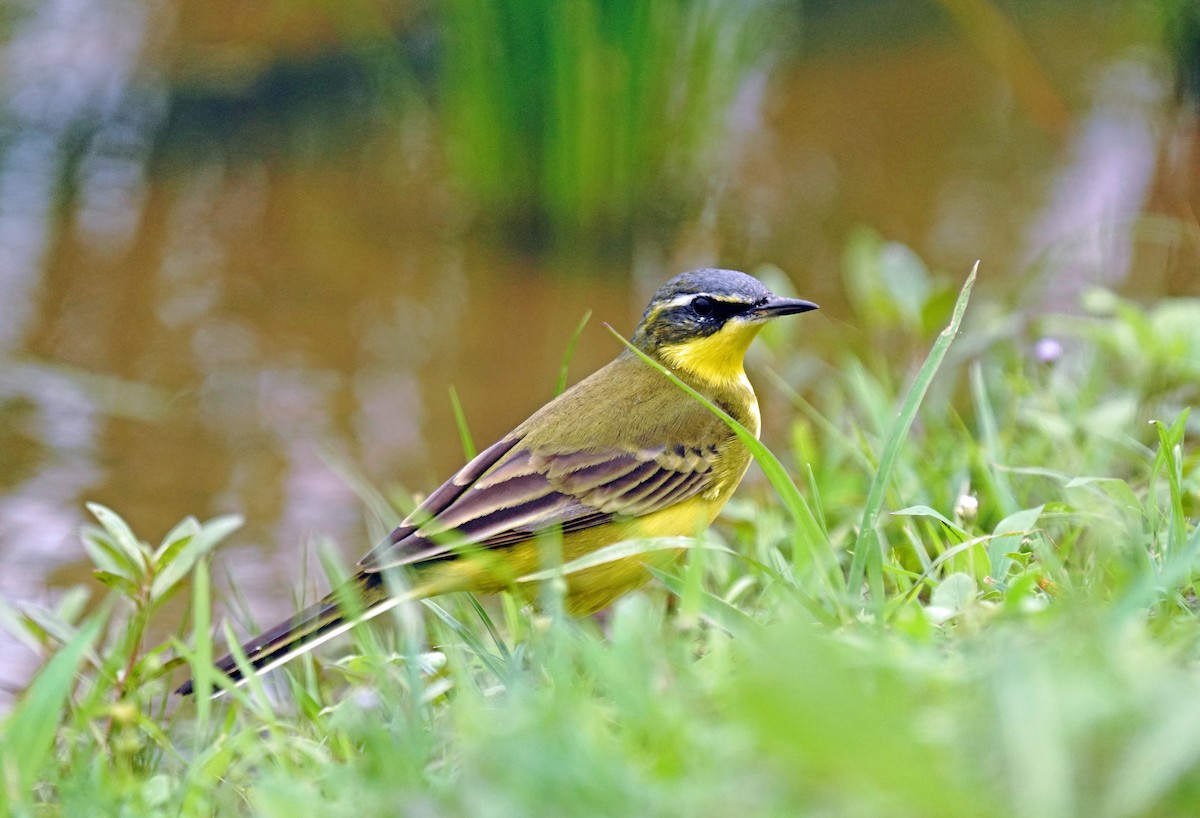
411, 495, 723, 615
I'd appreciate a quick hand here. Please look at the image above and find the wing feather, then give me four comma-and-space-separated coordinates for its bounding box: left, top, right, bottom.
430, 471, 559, 531
548, 456, 650, 494
358, 435, 722, 573
358, 437, 520, 570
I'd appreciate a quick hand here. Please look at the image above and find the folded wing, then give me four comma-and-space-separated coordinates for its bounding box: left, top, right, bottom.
357, 436, 719, 573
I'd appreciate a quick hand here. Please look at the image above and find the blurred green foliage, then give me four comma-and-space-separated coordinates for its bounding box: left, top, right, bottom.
1161, 0, 1200, 100
440, 0, 784, 251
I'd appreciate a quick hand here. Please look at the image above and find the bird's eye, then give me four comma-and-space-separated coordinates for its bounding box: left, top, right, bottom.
691, 296, 714, 318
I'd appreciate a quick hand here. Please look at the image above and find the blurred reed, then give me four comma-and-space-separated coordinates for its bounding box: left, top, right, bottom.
439, 0, 786, 253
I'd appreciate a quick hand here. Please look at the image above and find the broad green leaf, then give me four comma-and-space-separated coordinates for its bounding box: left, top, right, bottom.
92, 570, 141, 599
154, 516, 201, 562
931, 572, 977, 611
880, 240, 933, 328
80, 525, 138, 578
86, 502, 149, 566
150, 514, 243, 601
986, 505, 1045, 584
1063, 477, 1141, 514
893, 505, 967, 536
0, 595, 42, 654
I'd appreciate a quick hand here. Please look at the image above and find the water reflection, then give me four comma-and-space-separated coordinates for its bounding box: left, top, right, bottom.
1025, 59, 1167, 306
0, 0, 159, 701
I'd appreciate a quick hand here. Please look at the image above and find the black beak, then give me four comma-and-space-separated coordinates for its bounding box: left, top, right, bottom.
752, 295, 819, 319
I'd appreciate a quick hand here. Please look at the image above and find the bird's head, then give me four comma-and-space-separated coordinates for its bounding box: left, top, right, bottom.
631, 268, 818, 389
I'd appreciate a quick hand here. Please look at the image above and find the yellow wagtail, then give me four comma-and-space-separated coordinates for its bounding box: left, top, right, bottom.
177, 268, 817, 694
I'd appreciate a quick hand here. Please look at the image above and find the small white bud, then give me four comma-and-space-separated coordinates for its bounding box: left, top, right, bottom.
955, 494, 979, 523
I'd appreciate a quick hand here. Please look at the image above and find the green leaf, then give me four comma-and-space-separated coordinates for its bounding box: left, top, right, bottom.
0, 595, 42, 654
880, 240, 932, 328
129, 640, 180, 687
85, 502, 150, 567
80, 525, 139, 579
928, 572, 977, 621
186, 556, 213, 721
969, 360, 1018, 517
150, 514, 243, 602
19, 603, 83, 649
893, 505, 967, 536
986, 505, 1045, 584
92, 569, 141, 599
154, 515, 201, 562
1063, 477, 1141, 514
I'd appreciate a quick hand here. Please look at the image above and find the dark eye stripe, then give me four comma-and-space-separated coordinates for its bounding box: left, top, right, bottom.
709, 299, 749, 321
681, 298, 746, 323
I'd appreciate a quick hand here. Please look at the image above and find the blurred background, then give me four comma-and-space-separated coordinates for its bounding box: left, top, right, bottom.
0, 0, 1196, 703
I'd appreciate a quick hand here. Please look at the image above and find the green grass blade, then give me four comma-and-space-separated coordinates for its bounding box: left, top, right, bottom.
1152, 411, 1189, 561
464, 593, 512, 664
969, 360, 1019, 517
1, 604, 106, 808
190, 555, 214, 731
448, 385, 477, 461
847, 262, 978, 612
648, 566, 760, 637
557, 309, 592, 395
422, 599, 511, 683
1114, 410, 1195, 616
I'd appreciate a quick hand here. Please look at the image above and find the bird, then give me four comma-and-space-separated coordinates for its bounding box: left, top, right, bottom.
177, 268, 817, 695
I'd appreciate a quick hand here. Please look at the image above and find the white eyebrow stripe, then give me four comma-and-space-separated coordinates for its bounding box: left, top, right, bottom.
655, 294, 750, 311
655, 294, 697, 310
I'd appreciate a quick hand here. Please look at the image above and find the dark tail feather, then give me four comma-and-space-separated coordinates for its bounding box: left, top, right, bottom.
176, 571, 388, 696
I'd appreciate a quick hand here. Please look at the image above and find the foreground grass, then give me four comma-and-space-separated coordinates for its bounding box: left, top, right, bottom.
3, 245, 1199, 817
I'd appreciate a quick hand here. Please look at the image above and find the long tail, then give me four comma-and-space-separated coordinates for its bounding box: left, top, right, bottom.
176, 571, 406, 695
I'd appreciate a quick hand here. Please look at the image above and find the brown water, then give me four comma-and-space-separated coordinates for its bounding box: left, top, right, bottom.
0, 1, 1193, 702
